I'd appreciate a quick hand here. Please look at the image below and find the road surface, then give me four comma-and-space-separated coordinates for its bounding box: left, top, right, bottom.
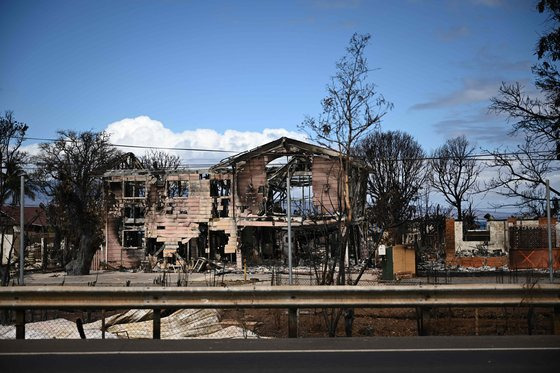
1, 336, 559, 372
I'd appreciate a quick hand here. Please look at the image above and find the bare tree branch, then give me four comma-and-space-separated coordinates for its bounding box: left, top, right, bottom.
430, 136, 482, 220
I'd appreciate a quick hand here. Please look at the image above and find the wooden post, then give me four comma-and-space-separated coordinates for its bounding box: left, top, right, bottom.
288, 307, 298, 338
15, 310, 25, 339
153, 308, 161, 339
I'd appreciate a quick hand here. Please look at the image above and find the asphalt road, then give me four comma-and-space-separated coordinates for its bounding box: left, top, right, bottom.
1, 336, 559, 373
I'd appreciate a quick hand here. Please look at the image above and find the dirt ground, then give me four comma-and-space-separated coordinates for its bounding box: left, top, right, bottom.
222, 307, 557, 338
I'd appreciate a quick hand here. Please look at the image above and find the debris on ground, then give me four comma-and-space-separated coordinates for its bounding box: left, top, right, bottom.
0, 308, 262, 339
193, 258, 223, 273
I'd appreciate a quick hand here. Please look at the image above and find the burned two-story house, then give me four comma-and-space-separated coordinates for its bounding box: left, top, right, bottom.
103, 137, 367, 270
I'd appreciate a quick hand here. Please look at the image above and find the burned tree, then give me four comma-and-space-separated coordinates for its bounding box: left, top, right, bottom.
488, 0, 559, 214
430, 136, 481, 221
140, 149, 181, 170
358, 130, 427, 243
301, 33, 391, 337
409, 188, 452, 262
301, 33, 392, 285
35, 130, 120, 275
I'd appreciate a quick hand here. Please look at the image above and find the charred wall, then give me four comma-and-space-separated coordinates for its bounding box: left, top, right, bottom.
105, 171, 237, 269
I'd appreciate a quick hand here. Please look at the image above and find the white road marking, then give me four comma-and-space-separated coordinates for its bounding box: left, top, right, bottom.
1, 347, 559, 356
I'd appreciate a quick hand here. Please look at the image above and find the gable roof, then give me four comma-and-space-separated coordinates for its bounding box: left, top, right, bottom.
0, 206, 48, 227
108, 152, 144, 170
210, 137, 342, 171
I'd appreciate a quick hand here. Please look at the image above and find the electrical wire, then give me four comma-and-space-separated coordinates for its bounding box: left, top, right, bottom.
18, 137, 560, 163
22, 137, 237, 153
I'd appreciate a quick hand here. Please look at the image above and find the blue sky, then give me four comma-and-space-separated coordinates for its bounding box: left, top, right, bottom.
0, 0, 542, 157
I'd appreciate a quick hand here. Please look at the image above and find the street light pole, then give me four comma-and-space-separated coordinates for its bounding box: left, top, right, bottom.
287, 165, 292, 285
19, 174, 25, 285
546, 179, 553, 283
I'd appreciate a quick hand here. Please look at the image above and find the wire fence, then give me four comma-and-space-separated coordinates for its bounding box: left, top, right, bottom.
421, 267, 558, 285
144, 267, 380, 287
0, 305, 557, 340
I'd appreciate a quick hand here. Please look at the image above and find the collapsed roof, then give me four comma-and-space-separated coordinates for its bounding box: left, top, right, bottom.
210, 137, 345, 172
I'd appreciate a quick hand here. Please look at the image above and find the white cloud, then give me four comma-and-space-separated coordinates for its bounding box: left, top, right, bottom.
19, 143, 41, 157
105, 116, 307, 166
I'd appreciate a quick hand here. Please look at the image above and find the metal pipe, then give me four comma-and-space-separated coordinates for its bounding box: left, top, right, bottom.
546, 179, 553, 283
19, 175, 24, 285
287, 165, 292, 285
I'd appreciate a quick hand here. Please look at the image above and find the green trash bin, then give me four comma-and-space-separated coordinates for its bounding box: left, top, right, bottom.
381, 246, 393, 281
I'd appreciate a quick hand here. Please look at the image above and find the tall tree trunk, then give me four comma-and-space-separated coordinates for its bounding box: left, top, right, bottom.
52, 228, 63, 268
65, 229, 96, 275
0, 227, 5, 285
2, 233, 16, 286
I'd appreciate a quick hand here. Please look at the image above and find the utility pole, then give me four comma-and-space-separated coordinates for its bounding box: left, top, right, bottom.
287, 164, 292, 285
19, 174, 24, 285
546, 179, 553, 283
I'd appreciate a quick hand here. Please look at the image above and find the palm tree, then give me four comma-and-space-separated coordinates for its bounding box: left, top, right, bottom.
1, 151, 36, 206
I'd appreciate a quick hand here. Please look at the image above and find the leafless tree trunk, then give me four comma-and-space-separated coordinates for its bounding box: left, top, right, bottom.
301, 33, 391, 336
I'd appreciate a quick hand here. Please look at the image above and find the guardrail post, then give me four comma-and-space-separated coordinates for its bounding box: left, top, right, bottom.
416, 307, 427, 336
153, 308, 161, 339
101, 309, 106, 339
553, 306, 560, 335
527, 307, 534, 335
288, 307, 298, 338
15, 310, 25, 339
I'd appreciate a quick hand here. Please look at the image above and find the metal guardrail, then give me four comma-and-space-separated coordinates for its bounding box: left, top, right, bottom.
1, 284, 559, 339
1, 284, 559, 309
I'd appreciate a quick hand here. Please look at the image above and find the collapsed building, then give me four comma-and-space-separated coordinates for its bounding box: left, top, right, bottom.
445, 217, 560, 270
0, 206, 53, 270
103, 137, 367, 270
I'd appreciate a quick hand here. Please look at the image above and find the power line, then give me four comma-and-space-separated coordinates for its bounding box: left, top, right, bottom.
19, 137, 559, 162
22, 137, 238, 153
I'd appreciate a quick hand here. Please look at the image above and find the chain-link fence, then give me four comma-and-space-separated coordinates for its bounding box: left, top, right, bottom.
0, 305, 557, 339
147, 266, 380, 287
0, 308, 262, 340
